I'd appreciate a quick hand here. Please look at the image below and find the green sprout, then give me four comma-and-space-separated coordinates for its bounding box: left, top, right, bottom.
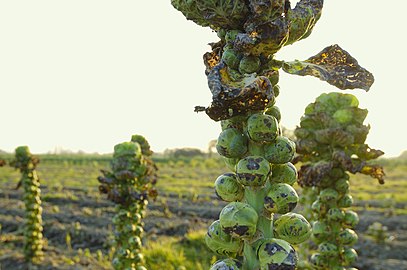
294, 92, 385, 269
171, 1, 375, 269
10, 146, 44, 264
97, 135, 157, 270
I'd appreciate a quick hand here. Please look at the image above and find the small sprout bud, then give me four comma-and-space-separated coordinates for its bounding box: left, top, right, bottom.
247, 113, 279, 142
310, 253, 329, 268
343, 248, 358, 265
338, 228, 358, 246
210, 258, 242, 270
327, 208, 345, 223
335, 178, 350, 194
222, 48, 242, 69
318, 242, 339, 257
264, 184, 299, 214
236, 156, 271, 186
214, 173, 244, 202
265, 106, 281, 123
205, 220, 242, 256
264, 136, 296, 164
312, 221, 330, 241
333, 109, 353, 124
216, 128, 248, 158
257, 238, 297, 270
270, 163, 297, 185
343, 210, 359, 228
274, 213, 311, 245
311, 199, 326, 215
319, 188, 339, 203
238, 55, 261, 74
219, 202, 258, 239
337, 194, 354, 208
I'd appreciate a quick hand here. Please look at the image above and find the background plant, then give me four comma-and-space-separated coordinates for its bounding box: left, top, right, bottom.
294, 92, 385, 269
97, 135, 157, 270
9, 146, 44, 264
171, 0, 376, 269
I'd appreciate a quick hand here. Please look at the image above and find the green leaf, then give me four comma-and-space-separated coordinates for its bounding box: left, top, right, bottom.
282, 44, 374, 91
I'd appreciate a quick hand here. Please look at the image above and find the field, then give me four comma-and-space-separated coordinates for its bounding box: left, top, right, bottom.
0, 154, 406, 270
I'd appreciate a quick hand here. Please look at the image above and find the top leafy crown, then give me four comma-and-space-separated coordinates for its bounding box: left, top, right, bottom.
172, 0, 375, 121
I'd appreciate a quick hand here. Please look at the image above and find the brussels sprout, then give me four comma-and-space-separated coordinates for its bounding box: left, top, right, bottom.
239, 55, 261, 74
225, 30, 240, 43
236, 156, 270, 186
274, 213, 311, 245
210, 258, 242, 270
327, 208, 345, 223
335, 178, 350, 194
264, 136, 296, 164
338, 228, 358, 246
265, 106, 281, 123
264, 184, 299, 214
312, 221, 330, 241
343, 248, 358, 266
214, 173, 244, 202
257, 238, 297, 270
205, 220, 242, 256
318, 242, 339, 257
270, 163, 297, 185
337, 193, 354, 208
247, 113, 279, 142
219, 202, 258, 239
216, 128, 248, 158
310, 253, 329, 268
319, 188, 339, 203
222, 48, 242, 69
311, 199, 327, 215
343, 210, 359, 228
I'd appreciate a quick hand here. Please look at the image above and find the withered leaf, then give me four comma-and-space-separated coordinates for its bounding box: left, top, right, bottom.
282, 44, 374, 91
297, 161, 333, 187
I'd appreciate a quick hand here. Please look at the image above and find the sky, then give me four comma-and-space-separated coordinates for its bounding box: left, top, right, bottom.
0, 1, 406, 157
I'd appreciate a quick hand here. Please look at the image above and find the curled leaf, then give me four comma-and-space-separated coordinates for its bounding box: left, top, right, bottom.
282, 44, 374, 91
297, 161, 333, 187
360, 165, 385, 185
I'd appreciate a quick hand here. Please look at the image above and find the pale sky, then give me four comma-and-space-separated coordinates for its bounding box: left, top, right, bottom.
1, 1, 406, 157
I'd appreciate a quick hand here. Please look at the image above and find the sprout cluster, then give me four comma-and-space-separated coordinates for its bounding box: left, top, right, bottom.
171, 1, 376, 269
98, 135, 157, 270
10, 146, 44, 264
294, 92, 385, 269
206, 100, 311, 269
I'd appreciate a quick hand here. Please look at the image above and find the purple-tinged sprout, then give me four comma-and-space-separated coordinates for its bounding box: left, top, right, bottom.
247, 113, 279, 143
219, 202, 258, 239
257, 238, 298, 270
205, 220, 243, 256
264, 136, 296, 164
327, 208, 345, 223
215, 173, 244, 202
236, 156, 270, 187
264, 184, 299, 214
216, 128, 249, 158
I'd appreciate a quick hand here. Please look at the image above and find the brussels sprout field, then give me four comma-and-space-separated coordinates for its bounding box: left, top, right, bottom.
0, 153, 406, 269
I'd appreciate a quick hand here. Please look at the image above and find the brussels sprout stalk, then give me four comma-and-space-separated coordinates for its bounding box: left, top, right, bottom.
10, 146, 44, 264
295, 93, 385, 269
98, 135, 157, 270
171, 1, 376, 269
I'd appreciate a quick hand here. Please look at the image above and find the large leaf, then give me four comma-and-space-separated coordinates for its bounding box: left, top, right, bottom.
282, 44, 374, 91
